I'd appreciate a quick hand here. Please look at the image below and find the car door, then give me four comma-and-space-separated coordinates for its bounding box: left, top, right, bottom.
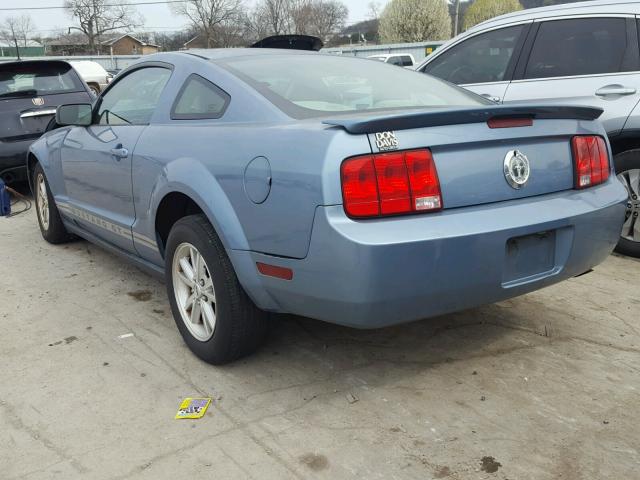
503, 16, 640, 135
60, 65, 171, 252
421, 23, 530, 103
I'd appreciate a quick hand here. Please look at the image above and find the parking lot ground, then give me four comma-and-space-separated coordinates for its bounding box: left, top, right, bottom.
1, 208, 639, 479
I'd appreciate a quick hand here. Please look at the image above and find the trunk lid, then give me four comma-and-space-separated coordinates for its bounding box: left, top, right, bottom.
0, 60, 90, 142
0, 92, 89, 142
325, 105, 603, 209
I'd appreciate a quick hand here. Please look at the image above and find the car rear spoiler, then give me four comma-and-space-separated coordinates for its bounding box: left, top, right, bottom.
323, 105, 604, 134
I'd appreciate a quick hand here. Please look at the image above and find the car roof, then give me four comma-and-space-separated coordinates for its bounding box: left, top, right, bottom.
183, 48, 318, 61
0, 59, 72, 68
470, 0, 640, 32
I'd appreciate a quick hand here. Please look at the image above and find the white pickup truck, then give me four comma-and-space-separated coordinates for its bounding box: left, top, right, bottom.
367, 53, 416, 68
69, 61, 112, 96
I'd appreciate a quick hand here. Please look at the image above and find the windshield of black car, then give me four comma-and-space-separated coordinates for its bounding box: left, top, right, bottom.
0, 62, 84, 97
218, 54, 489, 118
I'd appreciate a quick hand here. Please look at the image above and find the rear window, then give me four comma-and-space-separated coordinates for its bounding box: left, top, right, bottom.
219, 54, 488, 118
0, 62, 84, 98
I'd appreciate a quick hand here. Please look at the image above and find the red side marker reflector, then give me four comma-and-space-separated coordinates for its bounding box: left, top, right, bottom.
256, 262, 293, 280
487, 117, 533, 129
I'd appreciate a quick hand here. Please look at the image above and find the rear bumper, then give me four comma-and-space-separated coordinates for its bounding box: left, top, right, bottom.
231, 179, 627, 328
0, 139, 31, 183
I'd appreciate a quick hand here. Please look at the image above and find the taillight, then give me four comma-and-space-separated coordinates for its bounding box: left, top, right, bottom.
341, 149, 442, 218
571, 136, 610, 189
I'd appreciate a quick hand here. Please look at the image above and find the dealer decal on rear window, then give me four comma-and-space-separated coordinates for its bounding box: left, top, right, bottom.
375, 131, 399, 151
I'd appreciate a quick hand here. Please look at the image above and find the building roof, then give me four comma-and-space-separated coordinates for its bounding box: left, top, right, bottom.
101, 34, 159, 48
0, 40, 43, 48
45, 33, 159, 48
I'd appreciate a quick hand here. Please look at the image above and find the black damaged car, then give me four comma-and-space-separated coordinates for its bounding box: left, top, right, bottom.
0, 60, 93, 184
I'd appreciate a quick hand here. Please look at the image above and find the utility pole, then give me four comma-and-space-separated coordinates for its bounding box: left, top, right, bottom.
454, 0, 460, 37
10, 23, 20, 61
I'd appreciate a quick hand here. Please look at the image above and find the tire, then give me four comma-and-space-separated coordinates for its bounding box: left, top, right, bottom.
165, 214, 268, 364
613, 150, 640, 258
33, 163, 74, 244
88, 83, 100, 96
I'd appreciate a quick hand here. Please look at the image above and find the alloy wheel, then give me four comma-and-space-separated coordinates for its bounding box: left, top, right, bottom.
172, 242, 217, 341
618, 169, 640, 243
36, 173, 49, 231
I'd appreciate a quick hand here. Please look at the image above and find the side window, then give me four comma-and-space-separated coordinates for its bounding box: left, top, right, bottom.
97, 67, 171, 126
388, 56, 403, 66
171, 74, 230, 120
424, 25, 525, 85
524, 18, 630, 79
401, 56, 413, 67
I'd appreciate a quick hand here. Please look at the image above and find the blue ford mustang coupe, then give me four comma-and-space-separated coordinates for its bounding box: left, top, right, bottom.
28, 50, 627, 364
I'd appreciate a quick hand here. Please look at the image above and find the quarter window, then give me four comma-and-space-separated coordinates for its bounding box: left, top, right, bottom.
524, 18, 629, 79
97, 67, 171, 126
424, 25, 525, 85
171, 74, 230, 120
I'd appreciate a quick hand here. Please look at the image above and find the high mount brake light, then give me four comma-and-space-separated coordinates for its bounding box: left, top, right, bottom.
341, 149, 442, 218
487, 117, 533, 129
571, 136, 610, 189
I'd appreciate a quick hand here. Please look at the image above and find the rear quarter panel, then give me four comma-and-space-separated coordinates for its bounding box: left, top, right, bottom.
133, 122, 370, 260
130, 54, 374, 262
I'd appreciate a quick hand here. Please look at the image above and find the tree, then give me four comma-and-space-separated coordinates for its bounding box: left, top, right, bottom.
64, 0, 143, 54
171, 0, 244, 48
252, 0, 293, 36
367, 1, 381, 20
247, 0, 347, 43
304, 1, 348, 41
153, 29, 199, 52
379, 0, 451, 43
463, 0, 523, 30
1, 15, 35, 48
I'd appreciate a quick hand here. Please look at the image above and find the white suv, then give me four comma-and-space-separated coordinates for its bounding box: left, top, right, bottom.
416, 0, 640, 257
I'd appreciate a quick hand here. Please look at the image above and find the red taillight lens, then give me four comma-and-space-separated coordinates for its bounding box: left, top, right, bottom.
374, 153, 411, 214
572, 136, 610, 189
405, 149, 442, 211
341, 149, 442, 218
341, 156, 379, 217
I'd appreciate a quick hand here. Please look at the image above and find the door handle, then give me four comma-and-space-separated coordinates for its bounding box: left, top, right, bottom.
110, 145, 129, 159
481, 93, 501, 103
595, 85, 637, 97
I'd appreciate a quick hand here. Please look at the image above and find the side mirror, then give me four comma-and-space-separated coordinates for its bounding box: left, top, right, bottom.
56, 103, 92, 126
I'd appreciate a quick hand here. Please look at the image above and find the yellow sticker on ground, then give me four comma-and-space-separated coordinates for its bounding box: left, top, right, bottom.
175, 398, 211, 419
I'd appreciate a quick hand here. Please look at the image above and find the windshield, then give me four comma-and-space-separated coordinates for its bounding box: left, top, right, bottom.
0, 62, 84, 97
219, 54, 488, 118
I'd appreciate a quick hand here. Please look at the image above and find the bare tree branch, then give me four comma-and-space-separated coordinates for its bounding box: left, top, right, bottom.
248, 0, 347, 42
64, 0, 143, 54
172, 0, 244, 48
1, 15, 35, 48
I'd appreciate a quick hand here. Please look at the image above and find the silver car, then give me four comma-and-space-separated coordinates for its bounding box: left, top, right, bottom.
416, 0, 640, 257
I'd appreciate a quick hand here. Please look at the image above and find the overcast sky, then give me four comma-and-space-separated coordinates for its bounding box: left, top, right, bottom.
0, 0, 377, 37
